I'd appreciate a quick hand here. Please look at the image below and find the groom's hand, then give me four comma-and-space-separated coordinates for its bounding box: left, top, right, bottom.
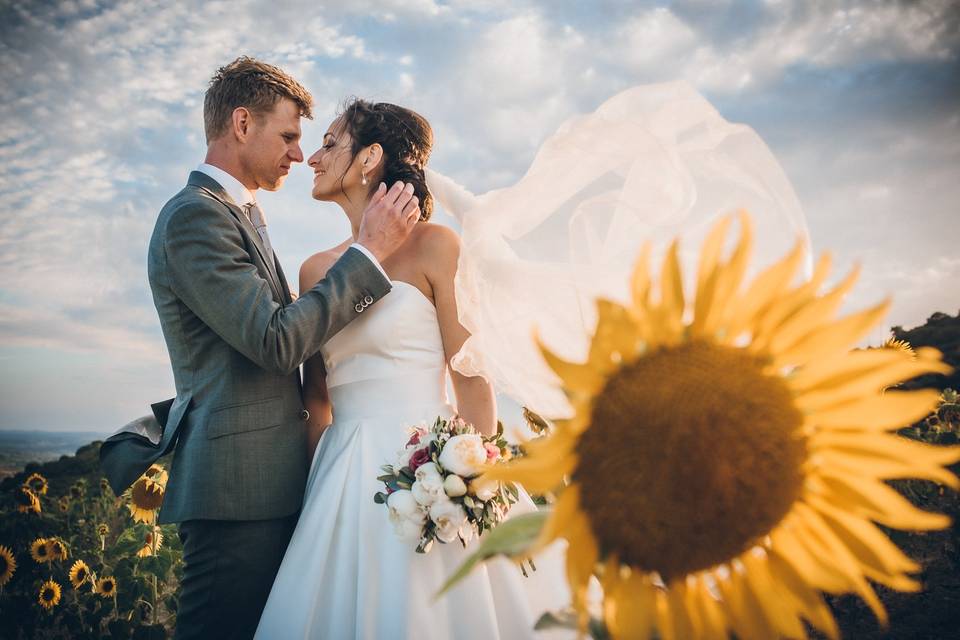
357, 181, 420, 264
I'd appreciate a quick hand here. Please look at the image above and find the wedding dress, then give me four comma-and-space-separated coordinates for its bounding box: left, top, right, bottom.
255, 280, 571, 639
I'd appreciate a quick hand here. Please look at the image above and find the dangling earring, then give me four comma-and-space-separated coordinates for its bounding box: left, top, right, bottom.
361, 171, 368, 186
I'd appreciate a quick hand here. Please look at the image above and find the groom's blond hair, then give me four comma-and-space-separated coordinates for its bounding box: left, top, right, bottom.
204, 56, 313, 143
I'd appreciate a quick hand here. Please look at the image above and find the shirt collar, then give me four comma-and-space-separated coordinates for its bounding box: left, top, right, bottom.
195, 163, 256, 208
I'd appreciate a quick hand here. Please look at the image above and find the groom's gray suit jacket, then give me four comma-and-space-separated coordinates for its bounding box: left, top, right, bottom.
100, 171, 391, 524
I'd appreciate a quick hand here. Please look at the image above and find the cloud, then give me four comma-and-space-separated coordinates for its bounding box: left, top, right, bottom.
614, 1, 960, 92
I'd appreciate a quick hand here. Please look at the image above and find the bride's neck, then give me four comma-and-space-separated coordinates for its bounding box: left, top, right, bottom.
339, 194, 369, 242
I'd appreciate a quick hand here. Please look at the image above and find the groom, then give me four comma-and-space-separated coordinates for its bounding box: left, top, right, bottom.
100, 57, 419, 638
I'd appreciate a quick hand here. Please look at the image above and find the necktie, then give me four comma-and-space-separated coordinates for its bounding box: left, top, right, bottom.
244, 202, 274, 258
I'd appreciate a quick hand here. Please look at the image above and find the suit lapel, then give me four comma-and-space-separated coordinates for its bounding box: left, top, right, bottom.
187, 172, 284, 301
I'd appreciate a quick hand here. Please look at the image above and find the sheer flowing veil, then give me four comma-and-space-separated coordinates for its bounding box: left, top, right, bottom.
426, 81, 811, 419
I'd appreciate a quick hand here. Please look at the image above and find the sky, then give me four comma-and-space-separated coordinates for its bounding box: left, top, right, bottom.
0, 0, 958, 433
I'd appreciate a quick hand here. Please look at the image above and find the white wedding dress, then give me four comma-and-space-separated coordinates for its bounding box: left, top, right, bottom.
255, 280, 571, 639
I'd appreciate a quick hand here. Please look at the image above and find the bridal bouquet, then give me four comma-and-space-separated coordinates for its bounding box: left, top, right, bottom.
374, 416, 519, 553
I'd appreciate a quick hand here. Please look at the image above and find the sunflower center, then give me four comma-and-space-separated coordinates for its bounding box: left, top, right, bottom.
574, 340, 806, 580
42, 588, 53, 601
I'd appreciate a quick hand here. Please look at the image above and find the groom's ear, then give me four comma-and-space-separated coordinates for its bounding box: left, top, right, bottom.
231, 106, 253, 142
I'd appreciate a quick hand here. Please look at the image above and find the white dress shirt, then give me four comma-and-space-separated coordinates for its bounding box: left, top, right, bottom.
194, 163, 388, 279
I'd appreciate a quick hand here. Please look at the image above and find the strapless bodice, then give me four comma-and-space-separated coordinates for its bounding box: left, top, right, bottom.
321, 281, 446, 389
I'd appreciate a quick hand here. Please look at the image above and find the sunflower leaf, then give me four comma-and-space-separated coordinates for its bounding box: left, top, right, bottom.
434, 510, 549, 599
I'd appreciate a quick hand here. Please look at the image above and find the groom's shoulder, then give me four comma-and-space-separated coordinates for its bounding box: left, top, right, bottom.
156, 183, 231, 229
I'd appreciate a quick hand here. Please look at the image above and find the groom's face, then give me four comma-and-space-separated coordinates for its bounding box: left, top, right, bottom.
243, 97, 304, 191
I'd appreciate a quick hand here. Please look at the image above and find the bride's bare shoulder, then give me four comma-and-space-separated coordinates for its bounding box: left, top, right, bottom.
410, 222, 461, 279
299, 239, 353, 291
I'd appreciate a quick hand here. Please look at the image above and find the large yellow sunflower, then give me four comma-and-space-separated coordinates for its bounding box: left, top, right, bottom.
25, 472, 48, 496
136, 527, 164, 558
30, 538, 53, 564
38, 579, 61, 610
0, 545, 16, 587
95, 576, 117, 598
482, 213, 958, 639
128, 465, 167, 523
69, 560, 91, 589
15, 486, 40, 514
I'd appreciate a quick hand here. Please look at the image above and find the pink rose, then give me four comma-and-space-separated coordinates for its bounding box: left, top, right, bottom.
484, 442, 500, 461
409, 447, 432, 471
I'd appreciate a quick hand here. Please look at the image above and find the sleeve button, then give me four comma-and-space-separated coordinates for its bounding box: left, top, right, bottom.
300, 409, 310, 421
363, 295, 374, 305
354, 303, 363, 313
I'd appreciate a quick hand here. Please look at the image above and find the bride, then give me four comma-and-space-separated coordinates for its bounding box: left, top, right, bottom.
254, 100, 570, 639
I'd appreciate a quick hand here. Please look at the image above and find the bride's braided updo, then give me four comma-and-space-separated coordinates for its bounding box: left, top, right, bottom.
338, 99, 434, 220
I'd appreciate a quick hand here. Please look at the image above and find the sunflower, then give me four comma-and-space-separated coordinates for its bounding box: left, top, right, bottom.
95, 576, 117, 598
128, 467, 167, 523
30, 538, 53, 564
136, 527, 165, 558
58, 496, 70, 512
0, 545, 16, 587
482, 213, 958, 639
69, 560, 91, 589
48, 538, 69, 562
70, 479, 86, 499
15, 486, 40, 514
882, 337, 915, 358
97, 523, 109, 537
25, 472, 48, 496
38, 579, 61, 610
144, 464, 169, 485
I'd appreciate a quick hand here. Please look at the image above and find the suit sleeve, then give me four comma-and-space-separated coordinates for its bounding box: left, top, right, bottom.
163, 201, 391, 375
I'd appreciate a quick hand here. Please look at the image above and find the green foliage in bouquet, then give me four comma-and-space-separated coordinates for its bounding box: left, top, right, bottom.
0, 446, 181, 639
375, 416, 519, 554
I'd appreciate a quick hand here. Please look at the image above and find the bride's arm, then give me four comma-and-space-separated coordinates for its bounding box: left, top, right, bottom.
425, 225, 497, 435
300, 251, 337, 456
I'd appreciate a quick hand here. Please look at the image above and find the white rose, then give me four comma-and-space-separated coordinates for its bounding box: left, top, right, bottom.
415, 462, 442, 482
468, 478, 498, 502
442, 474, 468, 497
411, 473, 446, 507
438, 434, 487, 478
429, 500, 468, 543
387, 489, 427, 527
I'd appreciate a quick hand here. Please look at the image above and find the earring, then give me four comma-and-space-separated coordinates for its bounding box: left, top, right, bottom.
361, 172, 368, 186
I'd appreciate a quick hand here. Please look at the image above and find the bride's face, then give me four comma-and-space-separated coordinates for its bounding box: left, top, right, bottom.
308, 117, 361, 202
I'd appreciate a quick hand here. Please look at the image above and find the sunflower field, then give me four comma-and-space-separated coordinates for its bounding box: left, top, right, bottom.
0, 443, 180, 639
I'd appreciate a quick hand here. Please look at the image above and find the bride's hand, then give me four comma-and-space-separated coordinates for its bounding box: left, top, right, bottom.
357, 181, 420, 263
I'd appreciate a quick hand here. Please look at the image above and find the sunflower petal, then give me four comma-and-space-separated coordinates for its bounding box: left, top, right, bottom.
808, 493, 921, 577
794, 502, 888, 625
789, 349, 952, 402
726, 237, 807, 339
819, 470, 952, 530
703, 211, 753, 334
607, 570, 656, 640
812, 389, 942, 431
740, 549, 807, 639
767, 264, 860, 356
691, 215, 733, 336
657, 240, 685, 343
767, 548, 840, 639
773, 299, 891, 368
750, 252, 832, 350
